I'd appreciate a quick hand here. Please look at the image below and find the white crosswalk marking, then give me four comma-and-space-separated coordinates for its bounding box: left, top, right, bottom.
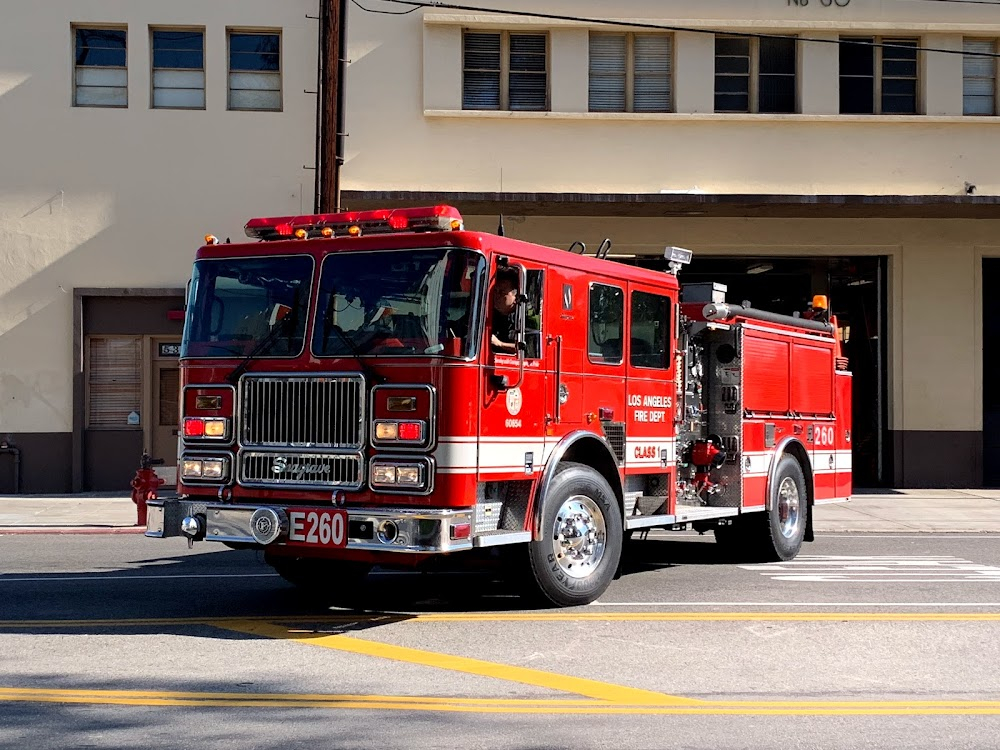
740, 555, 1000, 582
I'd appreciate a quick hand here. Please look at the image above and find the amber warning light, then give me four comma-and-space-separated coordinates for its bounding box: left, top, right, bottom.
244, 205, 464, 241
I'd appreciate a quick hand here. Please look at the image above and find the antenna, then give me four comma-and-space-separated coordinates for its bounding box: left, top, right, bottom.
497, 168, 505, 237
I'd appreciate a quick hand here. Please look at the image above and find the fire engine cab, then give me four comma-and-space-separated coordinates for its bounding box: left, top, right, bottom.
145, 205, 852, 607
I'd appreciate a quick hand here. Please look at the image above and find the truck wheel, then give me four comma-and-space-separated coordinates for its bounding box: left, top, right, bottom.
524, 462, 623, 607
266, 555, 372, 599
761, 454, 808, 561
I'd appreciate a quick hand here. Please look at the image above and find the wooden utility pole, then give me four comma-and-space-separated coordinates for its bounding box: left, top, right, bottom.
319, 0, 348, 213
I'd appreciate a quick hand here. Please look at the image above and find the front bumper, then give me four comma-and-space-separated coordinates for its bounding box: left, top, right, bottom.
145, 497, 474, 554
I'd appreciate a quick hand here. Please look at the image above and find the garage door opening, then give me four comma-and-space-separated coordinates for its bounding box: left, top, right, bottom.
637, 255, 889, 487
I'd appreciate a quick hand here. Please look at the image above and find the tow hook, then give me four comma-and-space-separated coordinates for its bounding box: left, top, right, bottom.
181, 515, 205, 549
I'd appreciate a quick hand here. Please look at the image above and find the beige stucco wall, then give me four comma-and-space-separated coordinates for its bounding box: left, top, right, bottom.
0, 0, 317, 434
346, 1, 1000, 195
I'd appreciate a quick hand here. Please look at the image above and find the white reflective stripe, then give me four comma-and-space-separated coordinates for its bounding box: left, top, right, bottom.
434, 441, 478, 469
742, 451, 771, 478
813, 450, 853, 475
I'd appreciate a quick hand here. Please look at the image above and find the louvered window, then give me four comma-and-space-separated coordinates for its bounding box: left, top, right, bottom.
74, 28, 127, 108
463, 31, 547, 111
589, 33, 672, 113
964, 39, 997, 116
87, 337, 142, 429
229, 31, 281, 111
152, 29, 205, 109
840, 36, 919, 115
715, 35, 796, 114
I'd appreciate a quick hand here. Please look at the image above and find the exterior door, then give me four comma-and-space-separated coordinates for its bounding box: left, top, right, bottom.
149, 338, 181, 486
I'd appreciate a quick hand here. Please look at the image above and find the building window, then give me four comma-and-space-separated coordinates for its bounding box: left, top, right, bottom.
228, 31, 281, 111
714, 35, 796, 114
964, 39, 997, 116
840, 37, 918, 115
152, 29, 205, 109
462, 31, 547, 111
589, 33, 672, 113
87, 336, 142, 428
74, 27, 127, 107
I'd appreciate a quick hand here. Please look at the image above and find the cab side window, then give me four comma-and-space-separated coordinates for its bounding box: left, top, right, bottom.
630, 291, 671, 369
524, 269, 543, 359
588, 283, 624, 365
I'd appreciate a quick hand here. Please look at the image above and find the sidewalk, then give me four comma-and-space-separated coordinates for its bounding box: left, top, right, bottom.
2, 490, 1000, 534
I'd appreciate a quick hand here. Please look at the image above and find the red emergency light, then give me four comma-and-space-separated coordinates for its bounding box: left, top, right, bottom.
244, 205, 464, 241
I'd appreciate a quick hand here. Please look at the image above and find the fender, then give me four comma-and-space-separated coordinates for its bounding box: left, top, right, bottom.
531, 430, 624, 541
765, 436, 815, 540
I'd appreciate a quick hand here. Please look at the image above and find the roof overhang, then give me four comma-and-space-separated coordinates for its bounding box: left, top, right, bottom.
341, 191, 1000, 220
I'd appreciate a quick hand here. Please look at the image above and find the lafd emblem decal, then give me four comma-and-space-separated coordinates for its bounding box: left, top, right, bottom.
506, 387, 523, 416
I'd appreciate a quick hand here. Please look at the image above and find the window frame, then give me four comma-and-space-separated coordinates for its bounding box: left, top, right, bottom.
588, 32, 673, 114
714, 34, 798, 115
839, 36, 920, 115
227, 28, 283, 112
963, 38, 998, 117
72, 25, 129, 109
628, 290, 673, 372
587, 282, 625, 367
462, 29, 549, 112
150, 27, 206, 110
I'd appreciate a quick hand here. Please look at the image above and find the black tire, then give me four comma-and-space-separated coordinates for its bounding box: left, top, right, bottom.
523, 462, 623, 607
760, 454, 808, 561
266, 555, 373, 600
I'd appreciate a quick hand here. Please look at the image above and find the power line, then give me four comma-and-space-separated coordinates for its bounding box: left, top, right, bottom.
360, 0, 1000, 58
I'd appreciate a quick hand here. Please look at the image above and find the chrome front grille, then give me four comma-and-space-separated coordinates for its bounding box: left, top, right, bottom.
240, 375, 365, 449
240, 451, 363, 489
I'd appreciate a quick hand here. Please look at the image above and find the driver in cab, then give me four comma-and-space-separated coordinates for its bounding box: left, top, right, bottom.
490, 269, 519, 354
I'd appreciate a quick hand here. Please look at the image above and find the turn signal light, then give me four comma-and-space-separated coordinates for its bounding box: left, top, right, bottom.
373, 420, 425, 443
183, 417, 229, 440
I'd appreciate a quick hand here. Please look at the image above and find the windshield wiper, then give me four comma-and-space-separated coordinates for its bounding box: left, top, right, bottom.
326, 322, 385, 384
226, 313, 295, 385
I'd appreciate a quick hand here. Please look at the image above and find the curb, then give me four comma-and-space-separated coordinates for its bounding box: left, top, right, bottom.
0, 526, 147, 536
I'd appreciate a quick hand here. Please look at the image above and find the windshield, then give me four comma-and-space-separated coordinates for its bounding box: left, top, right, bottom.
181, 256, 313, 358
313, 248, 486, 358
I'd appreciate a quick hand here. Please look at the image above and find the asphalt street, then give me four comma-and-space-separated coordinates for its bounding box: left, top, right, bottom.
2, 532, 1000, 749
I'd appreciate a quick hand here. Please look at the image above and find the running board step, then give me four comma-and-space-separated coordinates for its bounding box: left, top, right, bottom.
625, 506, 741, 530
473, 530, 532, 548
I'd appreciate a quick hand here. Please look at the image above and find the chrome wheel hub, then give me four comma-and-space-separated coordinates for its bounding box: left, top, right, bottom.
776, 476, 801, 538
551, 495, 607, 579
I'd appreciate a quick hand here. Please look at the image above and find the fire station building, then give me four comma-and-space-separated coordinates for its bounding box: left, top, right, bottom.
2, 0, 1000, 492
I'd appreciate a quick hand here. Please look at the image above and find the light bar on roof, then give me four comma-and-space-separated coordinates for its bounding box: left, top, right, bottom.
244, 205, 464, 241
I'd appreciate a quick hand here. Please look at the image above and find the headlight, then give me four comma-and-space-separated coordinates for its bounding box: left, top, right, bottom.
202, 459, 225, 479
395, 466, 422, 486
371, 461, 426, 490
181, 457, 227, 481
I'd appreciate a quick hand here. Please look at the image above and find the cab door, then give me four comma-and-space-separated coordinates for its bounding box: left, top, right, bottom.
479, 257, 548, 478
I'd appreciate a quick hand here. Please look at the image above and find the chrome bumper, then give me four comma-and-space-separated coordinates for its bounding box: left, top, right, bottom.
145, 498, 474, 554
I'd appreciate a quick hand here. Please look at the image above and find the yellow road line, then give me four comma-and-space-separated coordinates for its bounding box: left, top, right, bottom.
6, 611, 1000, 629
3, 688, 1000, 715
215, 619, 697, 706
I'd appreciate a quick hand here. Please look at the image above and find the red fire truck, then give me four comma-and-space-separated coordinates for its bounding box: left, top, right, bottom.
145, 205, 851, 607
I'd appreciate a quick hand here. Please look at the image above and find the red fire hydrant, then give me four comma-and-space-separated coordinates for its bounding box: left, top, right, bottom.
130, 452, 165, 527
